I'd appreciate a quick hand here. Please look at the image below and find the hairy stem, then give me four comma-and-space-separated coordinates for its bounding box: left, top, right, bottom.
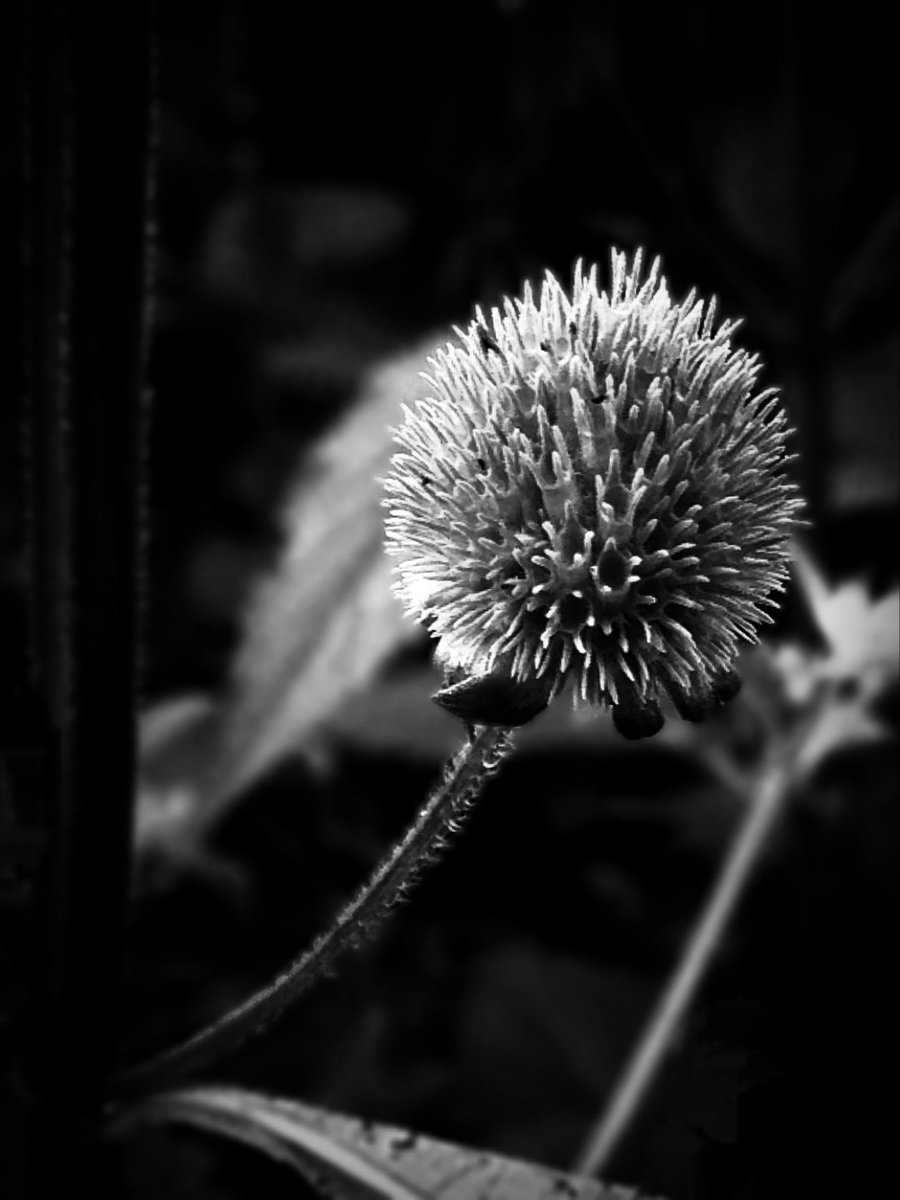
574, 706, 824, 1178
109, 725, 515, 1102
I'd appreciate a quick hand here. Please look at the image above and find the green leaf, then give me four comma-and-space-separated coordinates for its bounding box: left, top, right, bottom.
112, 1086, 660, 1200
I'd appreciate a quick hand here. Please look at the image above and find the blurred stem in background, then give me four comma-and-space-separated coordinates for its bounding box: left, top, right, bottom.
18, 1, 156, 1195
574, 683, 835, 1178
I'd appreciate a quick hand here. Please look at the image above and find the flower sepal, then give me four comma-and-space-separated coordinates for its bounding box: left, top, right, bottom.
433, 662, 555, 728
611, 697, 665, 740
666, 669, 743, 723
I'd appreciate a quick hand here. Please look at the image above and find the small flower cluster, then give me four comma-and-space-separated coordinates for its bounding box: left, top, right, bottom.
383, 250, 803, 737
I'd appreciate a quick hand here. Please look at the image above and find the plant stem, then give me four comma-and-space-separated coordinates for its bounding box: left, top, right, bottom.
574, 718, 815, 1178
20, 1, 155, 1195
109, 725, 515, 1102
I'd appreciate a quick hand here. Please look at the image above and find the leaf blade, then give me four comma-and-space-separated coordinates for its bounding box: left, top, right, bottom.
112, 1086, 659, 1200
148, 338, 441, 826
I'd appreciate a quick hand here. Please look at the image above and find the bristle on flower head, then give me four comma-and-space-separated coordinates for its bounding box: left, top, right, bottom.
383, 249, 803, 736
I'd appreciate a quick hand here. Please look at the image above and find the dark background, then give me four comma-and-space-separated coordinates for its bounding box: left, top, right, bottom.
2, 3, 898, 1199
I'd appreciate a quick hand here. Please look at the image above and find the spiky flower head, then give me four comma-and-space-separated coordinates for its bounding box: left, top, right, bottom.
383, 249, 803, 737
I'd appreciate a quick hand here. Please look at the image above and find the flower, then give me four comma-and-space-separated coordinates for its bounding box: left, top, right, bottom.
383, 249, 803, 737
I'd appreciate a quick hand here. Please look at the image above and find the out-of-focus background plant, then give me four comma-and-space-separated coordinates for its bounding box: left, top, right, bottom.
2, 3, 896, 1199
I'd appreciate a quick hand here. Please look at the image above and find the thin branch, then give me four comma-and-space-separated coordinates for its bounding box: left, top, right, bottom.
574, 701, 827, 1178
109, 724, 515, 1102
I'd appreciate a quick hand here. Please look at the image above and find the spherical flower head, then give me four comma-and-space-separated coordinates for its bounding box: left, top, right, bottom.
383, 249, 804, 737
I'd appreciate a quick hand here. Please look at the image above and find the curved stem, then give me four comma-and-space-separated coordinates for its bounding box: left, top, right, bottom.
574, 707, 823, 1178
109, 725, 515, 1102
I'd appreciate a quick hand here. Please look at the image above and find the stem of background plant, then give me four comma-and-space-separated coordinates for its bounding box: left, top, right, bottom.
19, 3, 156, 1196
574, 693, 829, 1178
108, 724, 515, 1103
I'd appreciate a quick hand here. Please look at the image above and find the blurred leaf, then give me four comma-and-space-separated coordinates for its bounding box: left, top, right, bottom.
135, 339, 445, 847
139, 697, 219, 803
134, 696, 264, 902
201, 339, 440, 809
729, 553, 900, 781
664, 554, 900, 786
113, 1086, 655, 1200
135, 695, 225, 868
788, 549, 899, 702
794, 699, 888, 779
